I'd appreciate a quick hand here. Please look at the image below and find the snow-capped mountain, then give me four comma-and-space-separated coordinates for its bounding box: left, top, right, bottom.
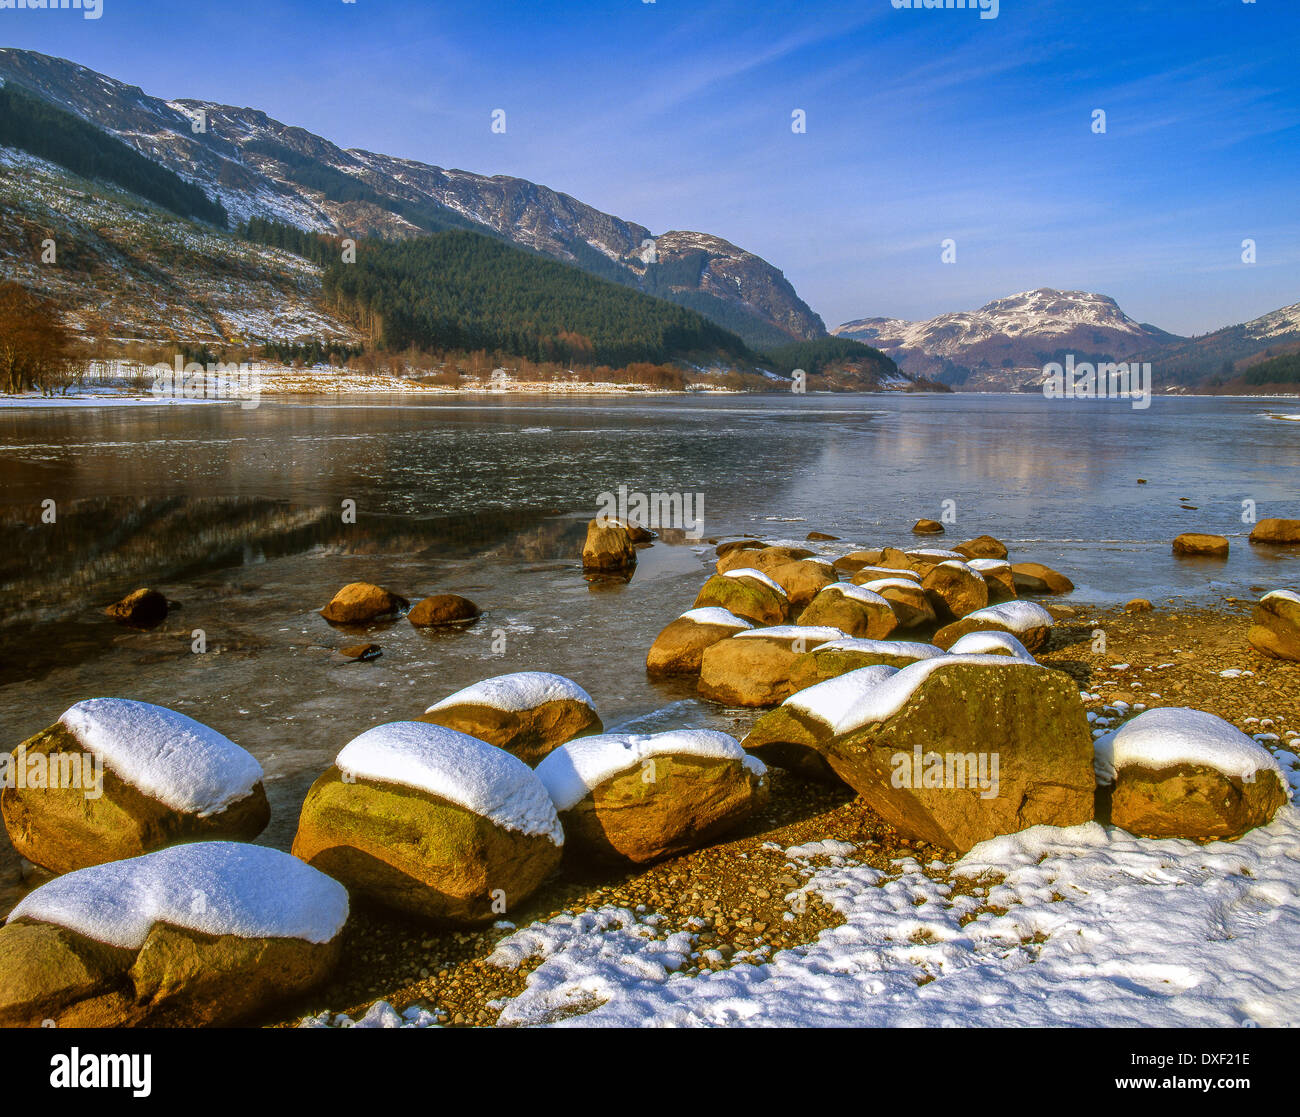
1126, 300, 1300, 386
0, 48, 825, 350
834, 289, 1182, 387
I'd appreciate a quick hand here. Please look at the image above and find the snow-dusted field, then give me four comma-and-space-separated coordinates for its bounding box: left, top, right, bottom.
317, 786, 1300, 1028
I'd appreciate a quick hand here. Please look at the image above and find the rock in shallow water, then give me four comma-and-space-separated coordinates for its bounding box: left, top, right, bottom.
320, 582, 409, 625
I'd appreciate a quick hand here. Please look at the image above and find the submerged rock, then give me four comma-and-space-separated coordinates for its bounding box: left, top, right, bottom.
912, 519, 945, 535
1172, 533, 1229, 558
104, 588, 169, 629
321, 582, 409, 625
409, 594, 481, 627
582, 519, 637, 572
1249, 518, 1300, 545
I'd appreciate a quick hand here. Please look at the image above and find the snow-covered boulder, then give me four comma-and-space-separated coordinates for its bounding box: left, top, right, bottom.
646, 608, 752, 677
320, 582, 409, 625
934, 600, 1055, 652
418, 672, 602, 764
953, 534, 1009, 560
766, 558, 838, 608
716, 544, 813, 576
742, 665, 899, 784
582, 518, 636, 573
967, 558, 1017, 602
904, 548, 965, 569
797, 583, 899, 639
851, 575, 934, 628
292, 722, 563, 924
692, 570, 789, 626
1010, 562, 1074, 595
1096, 708, 1288, 840
753, 657, 1093, 852
0, 842, 347, 1027
922, 560, 989, 621
1248, 589, 1300, 662
1, 699, 269, 876
787, 637, 946, 690
946, 630, 1036, 662
698, 626, 846, 707
535, 730, 767, 864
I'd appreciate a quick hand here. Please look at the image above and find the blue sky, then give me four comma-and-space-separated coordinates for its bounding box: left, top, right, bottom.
3, 0, 1296, 335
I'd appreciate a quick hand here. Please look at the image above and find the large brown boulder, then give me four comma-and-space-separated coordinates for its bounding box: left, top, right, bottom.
1249, 519, 1300, 545
1248, 590, 1300, 662
967, 559, 1017, 603
787, 637, 945, 690
582, 519, 637, 572
0, 842, 348, 1027
954, 535, 1009, 560
912, 519, 945, 535
2, 700, 269, 876
105, 589, 169, 629
905, 548, 964, 571
743, 665, 899, 782
716, 545, 814, 576
418, 672, 601, 765
922, 560, 989, 622
767, 558, 839, 608
321, 582, 409, 625
294, 722, 563, 924
934, 601, 1055, 652
1172, 533, 1229, 558
1096, 708, 1288, 840
796, 658, 1094, 852
409, 594, 481, 627
1010, 562, 1074, 595
852, 576, 935, 628
692, 570, 789, 626
646, 608, 752, 677
797, 584, 899, 639
535, 730, 768, 864
698, 627, 846, 707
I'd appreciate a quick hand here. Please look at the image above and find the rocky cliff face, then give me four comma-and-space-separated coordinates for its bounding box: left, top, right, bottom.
0, 48, 825, 349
